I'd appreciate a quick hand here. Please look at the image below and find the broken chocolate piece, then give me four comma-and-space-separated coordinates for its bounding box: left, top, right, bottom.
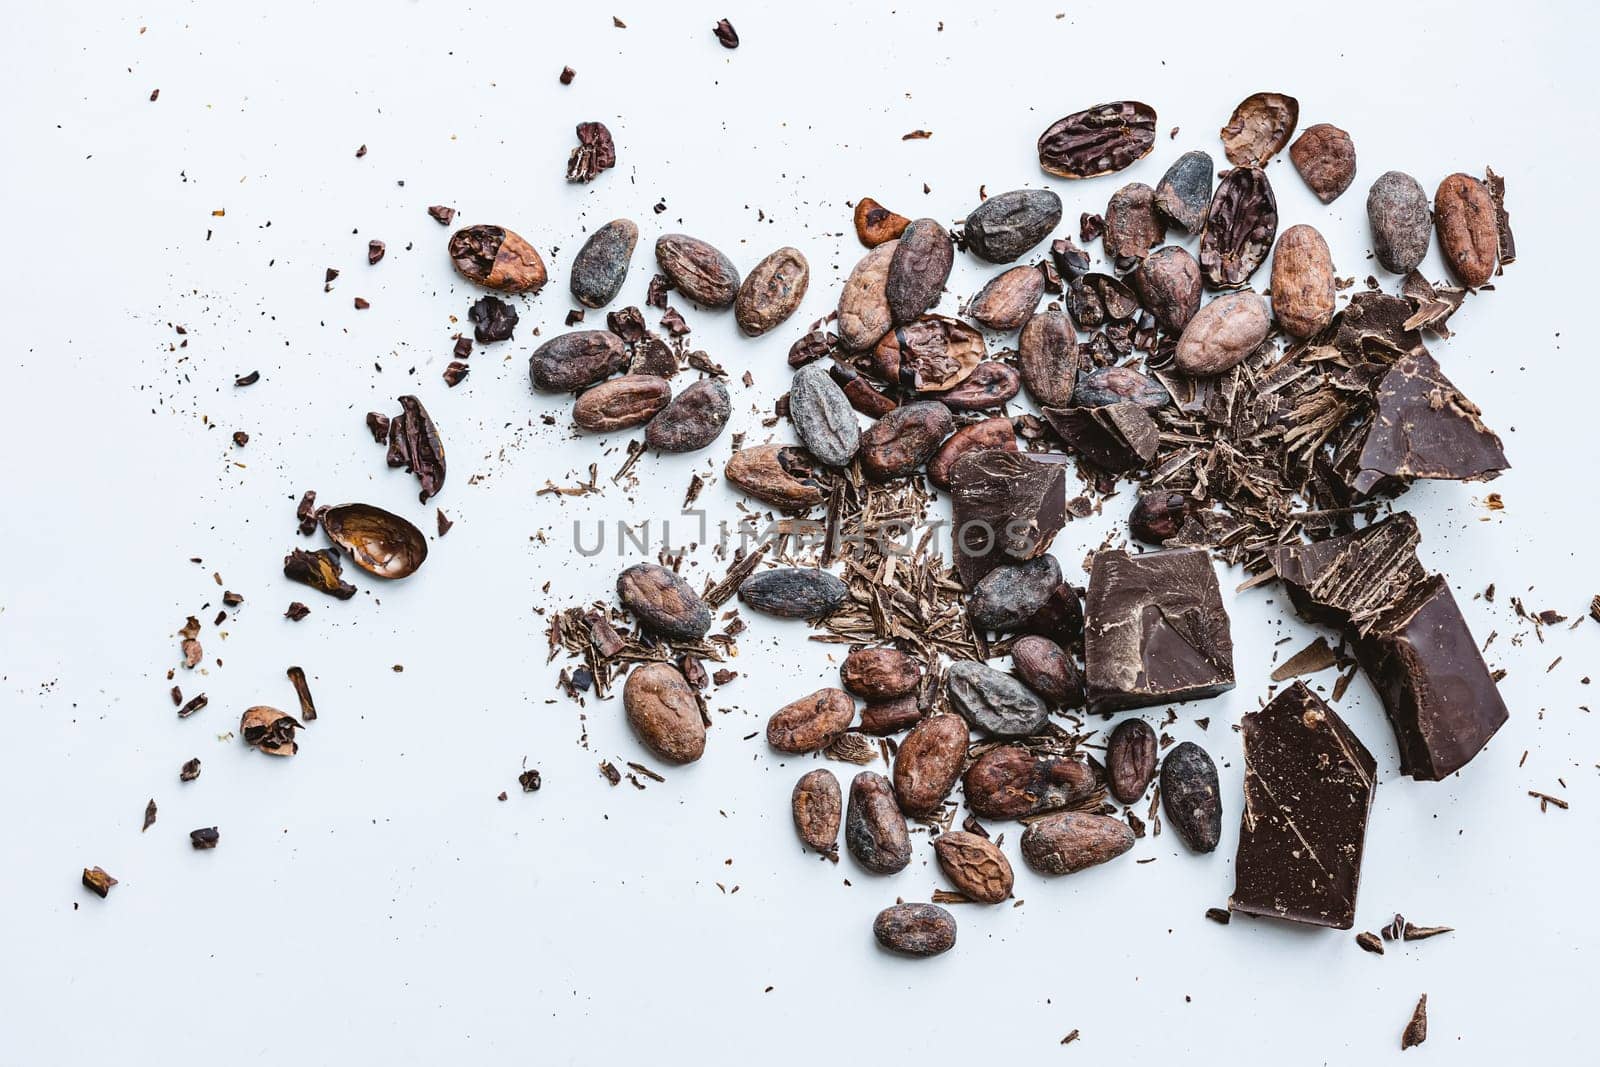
949, 450, 1068, 588
1083, 548, 1235, 713
1229, 682, 1376, 929
1042, 402, 1159, 475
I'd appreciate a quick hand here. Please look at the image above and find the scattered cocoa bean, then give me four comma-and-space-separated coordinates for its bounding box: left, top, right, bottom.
1105, 718, 1158, 804
1173, 290, 1271, 377
933, 831, 1013, 903
1154, 150, 1213, 234
530, 330, 627, 392
724, 444, 828, 509
963, 746, 1097, 819
1367, 171, 1432, 275
873, 903, 955, 956
859, 694, 924, 735
1009, 635, 1081, 707
945, 660, 1048, 737
792, 768, 842, 856
837, 241, 897, 351
1434, 173, 1498, 288
616, 563, 712, 641
966, 266, 1044, 330
1018, 308, 1081, 408
573, 374, 671, 431
789, 363, 861, 467
570, 219, 638, 308
858, 401, 954, 481
768, 688, 857, 753
448, 224, 547, 293
963, 188, 1063, 263
655, 234, 740, 308
886, 219, 953, 324
623, 662, 706, 764
735, 246, 809, 336
1103, 182, 1165, 271
854, 197, 910, 248
940, 361, 1021, 412
1270, 224, 1336, 339
927, 417, 1016, 489
841, 648, 921, 701
968, 556, 1062, 632
1161, 740, 1222, 853
1289, 124, 1356, 204
892, 713, 969, 816
646, 379, 731, 452
846, 771, 912, 874
1020, 811, 1135, 874
739, 567, 848, 619
1132, 246, 1202, 332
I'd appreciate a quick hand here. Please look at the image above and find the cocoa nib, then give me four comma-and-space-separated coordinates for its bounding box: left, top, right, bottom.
566, 121, 616, 183
381, 395, 446, 502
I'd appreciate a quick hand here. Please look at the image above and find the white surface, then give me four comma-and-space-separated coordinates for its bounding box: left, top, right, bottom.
1, 2, 1595, 1063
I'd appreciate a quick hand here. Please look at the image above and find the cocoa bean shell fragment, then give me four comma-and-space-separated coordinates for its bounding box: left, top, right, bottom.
873, 903, 955, 956
854, 197, 910, 248
655, 234, 740, 308
321, 503, 428, 579
1037, 101, 1157, 179
870, 315, 985, 393
1220, 92, 1299, 168
1020, 811, 1135, 874
939, 361, 1021, 412
241, 705, 300, 756
283, 547, 356, 600
1103, 182, 1166, 272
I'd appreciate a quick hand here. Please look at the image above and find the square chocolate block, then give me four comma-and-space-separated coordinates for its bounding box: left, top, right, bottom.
1083, 548, 1235, 713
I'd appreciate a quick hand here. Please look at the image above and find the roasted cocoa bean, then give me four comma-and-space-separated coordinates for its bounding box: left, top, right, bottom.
1434, 173, 1498, 288
1174, 291, 1271, 376
1367, 171, 1432, 275
738, 567, 848, 619
859, 694, 923, 735
1013, 581, 1085, 648
855, 197, 911, 247
873, 903, 955, 956
1018, 308, 1081, 408
654, 234, 740, 308
968, 556, 1062, 632
1010, 635, 1081, 707
1073, 365, 1171, 409
966, 266, 1045, 330
837, 241, 897, 351
871, 316, 985, 392
1020, 812, 1135, 875
645, 379, 731, 452
846, 771, 911, 874
927, 417, 1016, 489
841, 647, 922, 701
1270, 224, 1336, 339
940, 361, 1021, 412
933, 831, 1014, 904
1199, 167, 1278, 290
1220, 92, 1299, 167
573, 374, 672, 431
792, 768, 842, 855
623, 662, 706, 764
448, 224, 548, 293
1105, 717, 1157, 804
768, 688, 856, 753
735, 246, 810, 336
893, 714, 969, 816
1133, 246, 1203, 332
1103, 182, 1165, 271
963, 745, 1097, 819
1037, 101, 1157, 179
858, 401, 954, 481
1154, 150, 1214, 235
946, 660, 1048, 737
789, 363, 861, 467
886, 219, 954, 324
530, 330, 627, 392
724, 444, 827, 509
831, 363, 898, 417
570, 219, 638, 308
617, 563, 712, 641
1161, 740, 1221, 853
963, 188, 1063, 263
1129, 490, 1190, 543
1289, 124, 1356, 204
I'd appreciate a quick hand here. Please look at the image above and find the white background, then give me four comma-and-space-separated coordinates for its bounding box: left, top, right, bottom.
1, 1, 1594, 1063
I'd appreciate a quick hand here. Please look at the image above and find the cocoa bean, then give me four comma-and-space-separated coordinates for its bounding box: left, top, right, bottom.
1010, 635, 1082, 707
870, 315, 985, 392
767, 688, 856, 754
963, 745, 1097, 819
1199, 166, 1278, 290
945, 660, 1048, 737
645, 379, 731, 452
841, 648, 921, 701
1161, 740, 1221, 853
933, 831, 1013, 903
1037, 102, 1157, 179
966, 266, 1045, 330
1105, 718, 1157, 804
529, 330, 627, 392
927, 417, 1016, 490
573, 374, 671, 431
655, 234, 740, 308
1173, 291, 1271, 377
1289, 124, 1356, 204
792, 768, 842, 856
1103, 182, 1165, 271
1020, 811, 1135, 874
738, 567, 848, 619
873, 903, 955, 956
837, 241, 897, 351
1073, 365, 1170, 410
622, 662, 706, 764
735, 246, 809, 336
892, 714, 969, 816
1129, 490, 1189, 543
846, 771, 911, 874
858, 401, 954, 481
616, 563, 712, 641
1367, 171, 1432, 275
1434, 173, 1498, 288
963, 188, 1063, 263
886, 218, 953, 325
968, 556, 1063, 632
570, 218, 638, 308
860, 694, 923, 735
448, 224, 548, 293
940, 361, 1021, 412
1270, 224, 1336, 339
1133, 246, 1202, 332
1153, 150, 1213, 235
1018, 308, 1081, 408
724, 445, 828, 509
789, 363, 861, 467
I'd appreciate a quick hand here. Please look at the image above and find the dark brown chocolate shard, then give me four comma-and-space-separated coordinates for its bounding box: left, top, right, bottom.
949, 450, 1068, 589
1269, 513, 1426, 632
1229, 682, 1376, 930
1339, 350, 1508, 497
1083, 548, 1235, 713
1042, 402, 1158, 475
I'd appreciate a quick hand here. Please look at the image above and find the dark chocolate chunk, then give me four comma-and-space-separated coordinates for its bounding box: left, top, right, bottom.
1229, 682, 1376, 929
949, 450, 1068, 588
1042, 402, 1159, 474
1083, 548, 1235, 713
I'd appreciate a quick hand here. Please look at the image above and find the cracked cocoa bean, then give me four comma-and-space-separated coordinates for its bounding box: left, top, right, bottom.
623, 662, 706, 764
893, 714, 969, 816
1154, 150, 1213, 235
963, 745, 1097, 820
873, 903, 955, 956
1199, 166, 1277, 290
530, 330, 627, 392
1103, 182, 1165, 271
940, 361, 1021, 411
886, 218, 953, 324
858, 401, 954, 481
1037, 101, 1157, 179
841, 648, 921, 701
735, 246, 809, 336
1161, 740, 1221, 853
1220, 92, 1299, 167
838, 241, 897, 351
963, 188, 1063, 263
966, 266, 1044, 330
789, 363, 860, 467
792, 768, 842, 856
616, 563, 712, 641
1021, 812, 1135, 875
1270, 224, 1336, 339
1173, 291, 1271, 377
724, 445, 827, 509
1289, 124, 1356, 204
1010, 635, 1082, 707
927, 417, 1016, 490
1105, 718, 1157, 804
1367, 171, 1431, 274
573, 374, 671, 431
933, 831, 1013, 903
655, 234, 740, 308
570, 219, 638, 308
738, 567, 848, 619
1434, 173, 1498, 288
945, 660, 1048, 737
1133, 246, 1202, 333
847, 771, 911, 874
1018, 308, 1081, 408
448, 224, 548, 293
870, 315, 985, 392
646, 379, 730, 452
768, 688, 856, 753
